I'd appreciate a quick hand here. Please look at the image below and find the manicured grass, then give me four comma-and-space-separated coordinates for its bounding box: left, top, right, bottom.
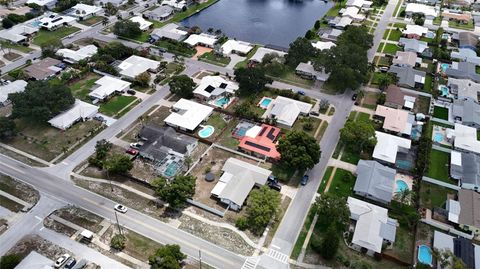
390, 22, 407, 29
348, 111, 357, 121
99, 95, 137, 116
340, 147, 361, 165
449, 20, 474, 30
318, 166, 334, 193
0, 41, 34, 53
370, 72, 387, 85
433, 16, 442, 26
427, 149, 456, 184
291, 117, 322, 140
325, 0, 347, 17
69, 73, 101, 101
266, 67, 314, 88
165, 62, 184, 76
419, 181, 457, 209
206, 112, 227, 131
433, 106, 449, 120
423, 74, 433, 93
155, 40, 196, 57
152, 0, 220, 29
381, 43, 401, 54
234, 45, 261, 69
327, 168, 355, 198
79, 16, 104, 26
198, 51, 231, 66
356, 112, 371, 122
32, 27, 81, 46
383, 29, 402, 41
271, 164, 301, 183
291, 207, 317, 259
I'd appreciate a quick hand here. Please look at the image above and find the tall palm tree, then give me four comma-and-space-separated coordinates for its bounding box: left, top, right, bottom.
394, 188, 412, 204
102, 17, 109, 26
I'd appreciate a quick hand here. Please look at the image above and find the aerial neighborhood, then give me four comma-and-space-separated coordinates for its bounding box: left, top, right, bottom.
0, 0, 478, 268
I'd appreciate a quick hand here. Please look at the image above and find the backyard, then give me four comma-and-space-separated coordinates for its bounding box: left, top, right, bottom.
419, 181, 457, 209
68, 73, 101, 101
433, 106, 448, 120
32, 27, 81, 46
326, 168, 355, 198
426, 149, 455, 184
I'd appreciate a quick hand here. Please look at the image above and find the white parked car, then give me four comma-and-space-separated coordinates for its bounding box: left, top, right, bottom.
54, 254, 71, 268
130, 142, 142, 149
114, 204, 128, 213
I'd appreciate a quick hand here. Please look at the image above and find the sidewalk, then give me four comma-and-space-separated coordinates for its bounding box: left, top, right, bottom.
327, 159, 357, 173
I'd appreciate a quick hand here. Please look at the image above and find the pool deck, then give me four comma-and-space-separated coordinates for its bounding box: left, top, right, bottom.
431, 125, 454, 147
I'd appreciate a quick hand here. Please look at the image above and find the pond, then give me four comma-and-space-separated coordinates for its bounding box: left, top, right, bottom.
181, 0, 333, 47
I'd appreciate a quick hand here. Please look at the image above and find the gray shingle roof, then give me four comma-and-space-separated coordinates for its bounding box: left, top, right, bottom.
446, 62, 480, 83
452, 152, 480, 187
452, 99, 480, 126
354, 160, 396, 203
388, 65, 426, 88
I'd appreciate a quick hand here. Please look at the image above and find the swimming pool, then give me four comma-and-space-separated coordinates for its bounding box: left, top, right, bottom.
442, 33, 449, 40
396, 180, 409, 192
30, 21, 41, 28
259, 97, 273, 109
198, 125, 215, 138
439, 85, 449, 97
426, 31, 435, 39
214, 96, 230, 107
163, 161, 180, 177
418, 245, 433, 266
396, 159, 414, 171
440, 63, 450, 73
433, 133, 445, 143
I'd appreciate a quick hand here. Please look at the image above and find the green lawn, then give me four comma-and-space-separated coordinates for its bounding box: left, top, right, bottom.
390, 22, 407, 29
419, 181, 457, 209
151, 0, 220, 28
198, 51, 231, 66
69, 74, 101, 101
449, 20, 474, 30
99, 95, 137, 116
423, 74, 433, 93
234, 45, 261, 69
340, 147, 362, 165
327, 168, 355, 198
318, 166, 334, 193
356, 112, 371, 122
433, 106, 449, 120
206, 112, 227, 131
381, 43, 401, 54
433, 16, 442, 25
271, 163, 301, 183
325, 0, 347, 17
427, 149, 456, 184
266, 67, 314, 88
32, 27, 81, 46
291, 117, 322, 140
383, 29, 402, 41
164, 62, 185, 76
0, 41, 34, 53
291, 207, 317, 259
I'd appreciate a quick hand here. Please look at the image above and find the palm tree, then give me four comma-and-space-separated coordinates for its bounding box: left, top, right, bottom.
394, 188, 412, 204
184, 156, 193, 170
207, 27, 214, 34
102, 17, 109, 26
378, 74, 392, 91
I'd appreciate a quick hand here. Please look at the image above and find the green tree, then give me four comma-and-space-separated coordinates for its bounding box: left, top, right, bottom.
0, 254, 22, 269
339, 120, 377, 153
110, 234, 126, 250
134, 71, 151, 87
89, 139, 112, 167
305, 29, 315, 40
285, 37, 316, 68
433, 249, 467, 269
277, 131, 321, 170
233, 67, 272, 95
41, 38, 63, 58
113, 20, 142, 38
152, 175, 196, 208
314, 26, 373, 91
319, 225, 340, 259
241, 186, 281, 235
104, 154, 133, 175
377, 73, 393, 91
314, 20, 321, 30
105, 2, 118, 15
149, 244, 186, 269
55, 0, 78, 12
315, 194, 350, 231
1, 18, 14, 29
10, 81, 75, 122
168, 75, 195, 99
0, 117, 16, 140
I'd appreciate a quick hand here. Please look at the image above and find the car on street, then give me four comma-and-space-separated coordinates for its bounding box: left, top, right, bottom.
300, 174, 309, 186
54, 254, 71, 268
114, 204, 128, 213
297, 90, 305, 95
352, 93, 358, 101
379, 66, 389, 72
125, 148, 139, 155
64, 258, 77, 269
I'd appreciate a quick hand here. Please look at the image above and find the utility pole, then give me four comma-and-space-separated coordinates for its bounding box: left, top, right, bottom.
199, 249, 202, 269
114, 211, 122, 235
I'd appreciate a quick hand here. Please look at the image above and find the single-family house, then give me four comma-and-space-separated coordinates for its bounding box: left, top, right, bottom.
295, 62, 329, 81
392, 51, 419, 67
221, 40, 253, 56
388, 65, 426, 89
117, 55, 160, 80
150, 23, 188, 42
96, 0, 126, 7
26, 0, 57, 9
402, 25, 428, 39
137, 125, 198, 162
0, 80, 28, 106
340, 6, 365, 21
48, 99, 98, 130
263, 96, 313, 128
320, 28, 343, 42
68, 4, 102, 20
446, 62, 480, 83
458, 32, 479, 51
452, 99, 480, 129
211, 157, 271, 211
373, 131, 412, 165
248, 47, 286, 65
164, 99, 214, 132
56, 45, 97, 64
398, 38, 430, 55
384, 85, 418, 110
374, 105, 415, 136
433, 231, 478, 269
451, 151, 480, 191
38, 13, 76, 31
143, 5, 174, 21
448, 78, 480, 102
457, 189, 480, 235
329, 16, 353, 29
354, 160, 396, 204
238, 124, 281, 160
347, 197, 398, 256
88, 76, 131, 101
405, 3, 438, 19
23, 57, 63, 81
0, 24, 38, 44
312, 41, 336, 51
162, 0, 188, 11
451, 48, 480, 66
406, 0, 439, 6
453, 123, 480, 155
442, 10, 472, 24
193, 75, 238, 100
184, 33, 218, 48
346, 0, 373, 8
129, 16, 153, 31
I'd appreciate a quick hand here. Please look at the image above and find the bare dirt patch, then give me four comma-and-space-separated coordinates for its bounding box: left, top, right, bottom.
53, 206, 104, 233
3, 52, 21, 61
0, 175, 40, 204
6, 234, 72, 260
43, 218, 77, 237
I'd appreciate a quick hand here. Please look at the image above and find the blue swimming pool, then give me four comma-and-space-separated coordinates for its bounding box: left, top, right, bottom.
442, 33, 449, 40
30, 21, 41, 28
426, 31, 435, 38
439, 85, 449, 97
215, 96, 230, 107
396, 180, 409, 192
418, 245, 433, 266
259, 97, 272, 108
396, 159, 414, 171
434, 133, 445, 143
163, 162, 180, 177
198, 125, 215, 138
440, 63, 450, 73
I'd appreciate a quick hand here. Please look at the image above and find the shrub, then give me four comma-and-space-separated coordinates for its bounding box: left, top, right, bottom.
110, 234, 126, 250
235, 217, 248, 230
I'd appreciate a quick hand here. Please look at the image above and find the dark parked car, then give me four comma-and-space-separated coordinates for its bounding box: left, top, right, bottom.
126, 89, 136, 95
64, 258, 77, 269
310, 111, 320, 116
297, 90, 305, 95
352, 93, 358, 101
300, 174, 309, 186
268, 182, 282, 192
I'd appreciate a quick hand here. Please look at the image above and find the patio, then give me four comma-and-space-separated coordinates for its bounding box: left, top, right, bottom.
431, 125, 454, 147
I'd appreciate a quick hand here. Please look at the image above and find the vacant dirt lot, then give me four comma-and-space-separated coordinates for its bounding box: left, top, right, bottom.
6, 234, 72, 260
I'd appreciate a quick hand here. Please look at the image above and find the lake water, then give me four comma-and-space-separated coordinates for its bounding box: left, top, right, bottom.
181, 0, 333, 48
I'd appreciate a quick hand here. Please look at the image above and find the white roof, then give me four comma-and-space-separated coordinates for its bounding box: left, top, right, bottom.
0, 24, 38, 43
193, 75, 238, 98
451, 150, 462, 166
162, 0, 187, 9
402, 25, 428, 36
48, 99, 98, 130
184, 33, 218, 47
39, 13, 76, 30
89, 76, 131, 100
336, 16, 353, 28
448, 78, 480, 101
80, 229, 94, 238
129, 16, 153, 31
312, 41, 336, 51
346, 0, 373, 7
164, 99, 214, 131
250, 47, 286, 63
14, 251, 53, 269
221, 39, 253, 55
475, 244, 480, 269
433, 230, 454, 254
454, 123, 480, 154
26, 0, 56, 6
347, 197, 396, 253
447, 199, 461, 223
69, 3, 102, 17
245, 125, 262, 138
56, 45, 97, 63
118, 55, 159, 79
373, 131, 412, 164
0, 80, 27, 103
342, 6, 362, 19
405, 3, 438, 17
265, 96, 313, 127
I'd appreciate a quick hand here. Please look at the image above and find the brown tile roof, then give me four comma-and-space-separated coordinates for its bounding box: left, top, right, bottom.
458, 189, 480, 228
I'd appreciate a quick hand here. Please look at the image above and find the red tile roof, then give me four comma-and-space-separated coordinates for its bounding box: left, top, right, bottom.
239, 124, 281, 159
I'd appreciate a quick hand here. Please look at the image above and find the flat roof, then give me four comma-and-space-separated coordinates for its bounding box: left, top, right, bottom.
14, 251, 53, 269
0, 80, 28, 103
56, 45, 97, 62
89, 76, 131, 100
454, 123, 480, 154
164, 99, 214, 131
373, 131, 411, 164
118, 55, 159, 79
184, 33, 218, 47
221, 39, 253, 55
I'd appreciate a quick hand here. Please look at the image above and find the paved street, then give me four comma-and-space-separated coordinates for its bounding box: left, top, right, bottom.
367, 0, 400, 60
